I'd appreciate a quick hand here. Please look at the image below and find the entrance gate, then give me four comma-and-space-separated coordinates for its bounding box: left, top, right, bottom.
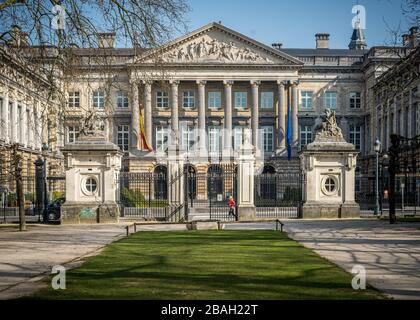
186, 163, 237, 221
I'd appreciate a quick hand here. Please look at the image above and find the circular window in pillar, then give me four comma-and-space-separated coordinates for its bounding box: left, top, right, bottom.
81, 176, 98, 196
321, 176, 339, 196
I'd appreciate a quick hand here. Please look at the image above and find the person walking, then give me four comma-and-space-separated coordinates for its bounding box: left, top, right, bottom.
228, 196, 236, 218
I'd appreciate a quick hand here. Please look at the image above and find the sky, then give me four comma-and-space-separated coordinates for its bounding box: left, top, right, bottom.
180, 0, 410, 49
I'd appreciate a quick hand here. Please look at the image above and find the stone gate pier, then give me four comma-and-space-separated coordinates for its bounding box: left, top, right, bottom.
300, 109, 360, 218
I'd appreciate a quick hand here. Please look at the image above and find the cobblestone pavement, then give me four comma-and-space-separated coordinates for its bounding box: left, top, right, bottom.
0, 224, 127, 299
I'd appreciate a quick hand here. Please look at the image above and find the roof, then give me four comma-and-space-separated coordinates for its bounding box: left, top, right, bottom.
280, 48, 368, 57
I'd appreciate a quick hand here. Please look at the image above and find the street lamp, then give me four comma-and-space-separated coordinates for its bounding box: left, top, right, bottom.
374, 138, 381, 216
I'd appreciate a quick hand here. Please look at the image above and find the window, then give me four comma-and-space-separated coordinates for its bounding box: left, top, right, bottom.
17, 105, 22, 143
324, 177, 336, 193
67, 126, 79, 143
234, 126, 246, 150
181, 125, 196, 151
116, 91, 129, 108
261, 92, 274, 109
261, 126, 274, 152
349, 125, 361, 150
183, 91, 195, 108
349, 92, 361, 109
325, 91, 337, 109
156, 91, 169, 109
300, 125, 313, 148
68, 92, 80, 108
208, 126, 221, 152
155, 126, 169, 152
92, 90, 105, 108
235, 92, 247, 109
301, 91, 313, 109
208, 91, 221, 109
85, 177, 97, 193
25, 109, 29, 144
117, 125, 130, 151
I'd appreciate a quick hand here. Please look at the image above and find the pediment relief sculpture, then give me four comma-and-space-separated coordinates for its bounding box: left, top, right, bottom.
161, 37, 274, 64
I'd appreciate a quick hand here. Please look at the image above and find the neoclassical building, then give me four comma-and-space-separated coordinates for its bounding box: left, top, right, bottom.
1, 22, 419, 181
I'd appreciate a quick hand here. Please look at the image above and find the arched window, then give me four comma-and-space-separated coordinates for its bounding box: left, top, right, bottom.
154, 165, 167, 200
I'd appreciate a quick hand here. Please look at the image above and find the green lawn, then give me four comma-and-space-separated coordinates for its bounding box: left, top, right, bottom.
32, 230, 384, 300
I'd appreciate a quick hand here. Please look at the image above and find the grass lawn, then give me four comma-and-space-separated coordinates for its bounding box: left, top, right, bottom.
32, 230, 384, 300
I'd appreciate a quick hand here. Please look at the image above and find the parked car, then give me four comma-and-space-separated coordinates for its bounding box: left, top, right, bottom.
46, 197, 65, 222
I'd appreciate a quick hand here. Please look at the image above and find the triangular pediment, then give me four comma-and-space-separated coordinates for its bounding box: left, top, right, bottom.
134, 22, 303, 66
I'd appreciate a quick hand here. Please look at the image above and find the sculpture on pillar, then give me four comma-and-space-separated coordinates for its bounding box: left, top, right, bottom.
79, 108, 106, 139
315, 109, 344, 142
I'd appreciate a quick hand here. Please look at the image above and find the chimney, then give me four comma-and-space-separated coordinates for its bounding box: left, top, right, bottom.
98, 32, 116, 48
402, 34, 411, 46
315, 33, 330, 49
272, 43, 283, 50
409, 26, 419, 47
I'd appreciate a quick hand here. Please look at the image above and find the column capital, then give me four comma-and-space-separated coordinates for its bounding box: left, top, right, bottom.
196, 80, 207, 86
250, 80, 261, 87
141, 80, 154, 86
291, 80, 300, 87
277, 80, 287, 87
223, 80, 234, 86
129, 78, 140, 85
169, 80, 180, 86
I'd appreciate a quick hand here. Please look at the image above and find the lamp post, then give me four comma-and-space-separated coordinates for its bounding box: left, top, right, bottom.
374, 138, 381, 216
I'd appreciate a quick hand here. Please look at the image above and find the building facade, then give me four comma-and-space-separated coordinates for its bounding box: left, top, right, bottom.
1, 22, 420, 184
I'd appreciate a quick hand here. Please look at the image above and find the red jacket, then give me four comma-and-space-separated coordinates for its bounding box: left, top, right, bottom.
228, 199, 236, 208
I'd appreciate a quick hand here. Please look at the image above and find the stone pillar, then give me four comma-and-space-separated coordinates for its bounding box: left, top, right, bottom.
1, 93, 9, 143
251, 80, 260, 150
143, 81, 153, 147
35, 101, 42, 150
197, 80, 207, 155
408, 90, 413, 137
131, 81, 140, 149
237, 129, 256, 220
28, 104, 34, 149
170, 80, 180, 145
167, 145, 185, 205
11, 100, 17, 143
291, 82, 299, 148
20, 103, 27, 147
277, 80, 286, 152
223, 80, 233, 155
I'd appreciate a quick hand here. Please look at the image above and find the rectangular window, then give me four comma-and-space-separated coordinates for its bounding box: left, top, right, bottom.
300, 125, 313, 148
325, 91, 337, 109
181, 125, 196, 151
92, 90, 105, 108
117, 125, 129, 151
301, 91, 313, 109
208, 126, 221, 152
233, 126, 246, 150
68, 92, 80, 108
261, 92, 274, 109
234, 92, 247, 109
349, 92, 361, 109
67, 126, 79, 143
155, 126, 169, 152
183, 91, 195, 108
156, 91, 169, 109
208, 91, 222, 109
261, 126, 274, 152
349, 125, 361, 150
116, 91, 129, 108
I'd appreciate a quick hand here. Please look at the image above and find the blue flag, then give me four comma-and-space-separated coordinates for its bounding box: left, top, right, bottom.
286, 86, 292, 160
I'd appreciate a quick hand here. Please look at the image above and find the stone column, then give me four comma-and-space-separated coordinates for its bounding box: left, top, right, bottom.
1, 93, 9, 143
251, 80, 260, 150
130, 81, 140, 149
237, 129, 256, 221
28, 104, 34, 149
143, 81, 153, 148
223, 80, 233, 155
277, 80, 286, 152
407, 92, 412, 137
11, 100, 17, 143
291, 82, 299, 148
35, 101, 42, 150
20, 103, 27, 147
197, 80, 207, 155
170, 80, 180, 146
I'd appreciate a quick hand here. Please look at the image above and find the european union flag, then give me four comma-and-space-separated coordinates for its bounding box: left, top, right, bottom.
286, 86, 292, 160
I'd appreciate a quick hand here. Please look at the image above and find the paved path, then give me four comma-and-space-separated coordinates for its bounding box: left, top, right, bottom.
0, 224, 127, 299
281, 219, 420, 300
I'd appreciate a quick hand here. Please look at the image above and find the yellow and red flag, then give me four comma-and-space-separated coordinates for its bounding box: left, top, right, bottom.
139, 112, 153, 151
